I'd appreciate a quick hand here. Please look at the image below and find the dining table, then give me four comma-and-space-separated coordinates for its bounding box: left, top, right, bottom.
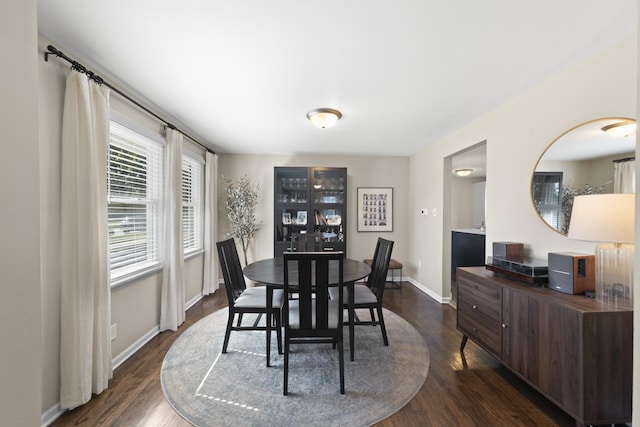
243, 256, 371, 361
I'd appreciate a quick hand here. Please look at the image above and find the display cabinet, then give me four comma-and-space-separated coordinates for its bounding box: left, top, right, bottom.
274, 167, 347, 256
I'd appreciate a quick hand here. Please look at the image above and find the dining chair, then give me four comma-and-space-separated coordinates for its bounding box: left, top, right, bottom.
289, 232, 322, 252
283, 251, 345, 395
216, 238, 284, 367
331, 238, 394, 354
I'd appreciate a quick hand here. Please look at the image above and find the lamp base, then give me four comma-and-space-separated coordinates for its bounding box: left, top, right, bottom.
595, 243, 634, 308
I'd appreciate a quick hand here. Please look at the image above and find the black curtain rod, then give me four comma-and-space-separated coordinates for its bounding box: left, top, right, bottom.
612, 156, 635, 163
44, 45, 214, 154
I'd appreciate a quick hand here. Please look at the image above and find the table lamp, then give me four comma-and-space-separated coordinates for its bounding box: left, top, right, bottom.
568, 194, 635, 307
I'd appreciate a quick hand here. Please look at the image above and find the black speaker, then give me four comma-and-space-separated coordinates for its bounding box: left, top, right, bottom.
548, 252, 595, 295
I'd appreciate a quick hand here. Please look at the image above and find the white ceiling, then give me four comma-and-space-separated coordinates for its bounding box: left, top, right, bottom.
37, 1, 636, 156
541, 118, 637, 161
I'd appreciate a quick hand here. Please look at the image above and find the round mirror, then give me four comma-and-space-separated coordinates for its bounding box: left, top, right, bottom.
531, 117, 636, 235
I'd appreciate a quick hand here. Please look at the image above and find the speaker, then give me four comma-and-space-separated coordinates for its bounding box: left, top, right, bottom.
493, 242, 524, 260
548, 252, 595, 295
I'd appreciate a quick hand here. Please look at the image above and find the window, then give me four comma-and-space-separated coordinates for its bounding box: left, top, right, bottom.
182, 154, 203, 254
108, 120, 164, 284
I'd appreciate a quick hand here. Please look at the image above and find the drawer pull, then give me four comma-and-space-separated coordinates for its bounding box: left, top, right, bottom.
502, 323, 507, 329
472, 305, 478, 310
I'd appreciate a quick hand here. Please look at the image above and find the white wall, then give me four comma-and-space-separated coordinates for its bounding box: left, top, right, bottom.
1, 1, 42, 426
408, 34, 637, 300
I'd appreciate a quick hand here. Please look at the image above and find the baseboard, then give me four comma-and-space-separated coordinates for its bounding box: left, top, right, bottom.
42, 293, 205, 426
41, 403, 64, 427
405, 277, 451, 304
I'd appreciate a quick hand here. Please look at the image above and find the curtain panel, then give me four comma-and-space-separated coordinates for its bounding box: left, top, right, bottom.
160, 129, 185, 331
59, 71, 112, 409
614, 160, 636, 193
203, 152, 220, 295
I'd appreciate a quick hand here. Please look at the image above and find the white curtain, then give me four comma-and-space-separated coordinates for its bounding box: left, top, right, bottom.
203, 152, 220, 294
160, 128, 185, 331
614, 160, 636, 193
59, 71, 112, 409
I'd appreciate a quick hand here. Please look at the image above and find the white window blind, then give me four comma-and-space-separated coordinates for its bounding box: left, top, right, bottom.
182, 155, 203, 254
108, 121, 164, 283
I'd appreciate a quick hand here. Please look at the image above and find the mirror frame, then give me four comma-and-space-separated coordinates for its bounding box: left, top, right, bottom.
530, 116, 635, 236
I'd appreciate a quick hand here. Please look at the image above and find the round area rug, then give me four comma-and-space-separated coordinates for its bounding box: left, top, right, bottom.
161, 307, 429, 427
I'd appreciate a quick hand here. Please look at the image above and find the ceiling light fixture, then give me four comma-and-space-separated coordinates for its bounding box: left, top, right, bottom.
601, 120, 636, 137
306, 108, 342, 129
454, 168, 473, 177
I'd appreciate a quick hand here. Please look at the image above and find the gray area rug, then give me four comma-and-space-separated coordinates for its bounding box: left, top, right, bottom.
161, 307, 429, 427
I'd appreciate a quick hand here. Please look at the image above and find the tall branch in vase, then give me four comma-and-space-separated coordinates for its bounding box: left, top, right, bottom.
223, 175, 263, 266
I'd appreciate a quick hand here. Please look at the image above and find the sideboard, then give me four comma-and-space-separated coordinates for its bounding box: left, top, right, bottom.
456, 266, 632, 427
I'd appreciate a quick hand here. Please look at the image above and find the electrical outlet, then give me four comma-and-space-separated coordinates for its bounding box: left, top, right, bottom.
418, 259, 422, 268
111, 324, 117, 341
420, 208, 428, 216
431, 208, 437, 216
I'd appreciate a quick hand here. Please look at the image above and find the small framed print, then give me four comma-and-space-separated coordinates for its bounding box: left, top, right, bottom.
357, 187, 393, 232
282, 212, 291, 225
296, 210, 307, 225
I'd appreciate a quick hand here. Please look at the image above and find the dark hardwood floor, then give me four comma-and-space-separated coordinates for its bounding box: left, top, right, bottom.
51, 283, 576, 427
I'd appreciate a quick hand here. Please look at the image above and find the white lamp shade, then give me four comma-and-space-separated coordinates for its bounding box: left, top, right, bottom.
307, 108, 342, 129
568, 193, 635, 244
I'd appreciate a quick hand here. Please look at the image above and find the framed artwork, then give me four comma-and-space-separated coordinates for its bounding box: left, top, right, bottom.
282, 212, 291, 225
357, 187, 393, 232
296, 210, 307, 225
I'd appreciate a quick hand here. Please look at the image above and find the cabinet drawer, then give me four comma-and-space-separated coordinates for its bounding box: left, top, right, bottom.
457, 275, 501, 324
457, 310, 501, 356
457, 272, 502, 357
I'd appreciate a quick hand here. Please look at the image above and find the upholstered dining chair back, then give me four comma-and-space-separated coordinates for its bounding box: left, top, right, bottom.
283, 251, 345, 395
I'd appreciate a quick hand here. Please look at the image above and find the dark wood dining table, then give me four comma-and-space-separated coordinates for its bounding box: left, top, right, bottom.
243, 256, 371, 361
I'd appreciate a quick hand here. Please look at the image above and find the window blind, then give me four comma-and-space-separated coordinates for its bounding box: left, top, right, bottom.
182, 155, 203, 253
108, 121, 164, 282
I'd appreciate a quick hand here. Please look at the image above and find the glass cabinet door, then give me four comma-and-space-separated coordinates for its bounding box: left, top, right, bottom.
276, 169, 308, 205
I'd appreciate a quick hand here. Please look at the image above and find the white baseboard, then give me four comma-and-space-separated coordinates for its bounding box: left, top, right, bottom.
42, 293, 205, 426
41, 403, 63, 427
405, 277, 451, 304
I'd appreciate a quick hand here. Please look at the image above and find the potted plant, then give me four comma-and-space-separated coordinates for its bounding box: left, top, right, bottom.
223, 175, 263, 266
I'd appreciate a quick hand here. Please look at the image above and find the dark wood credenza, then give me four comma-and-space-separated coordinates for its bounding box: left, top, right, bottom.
456, 267, 632, 427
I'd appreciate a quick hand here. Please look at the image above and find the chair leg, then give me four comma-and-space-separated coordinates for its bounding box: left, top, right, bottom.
266, 312, 271, 367
338, 335, 345, 394
222, 311, 234, 353
275, 310, 283, 355
369, 307, 376, 323
236, 313, 243, 327
283, 340, 289, 395
377, 306, 389, 346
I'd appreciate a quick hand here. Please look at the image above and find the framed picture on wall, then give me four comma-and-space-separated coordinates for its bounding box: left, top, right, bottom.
357, 187, 393, 232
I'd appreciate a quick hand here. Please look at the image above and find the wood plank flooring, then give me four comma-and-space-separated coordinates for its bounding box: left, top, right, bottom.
51, 283, 576, 427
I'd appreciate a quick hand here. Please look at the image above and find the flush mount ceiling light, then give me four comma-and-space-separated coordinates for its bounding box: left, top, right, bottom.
306, 108, 342, 129
601, 120, 636, 137
454, 168, 473, 177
